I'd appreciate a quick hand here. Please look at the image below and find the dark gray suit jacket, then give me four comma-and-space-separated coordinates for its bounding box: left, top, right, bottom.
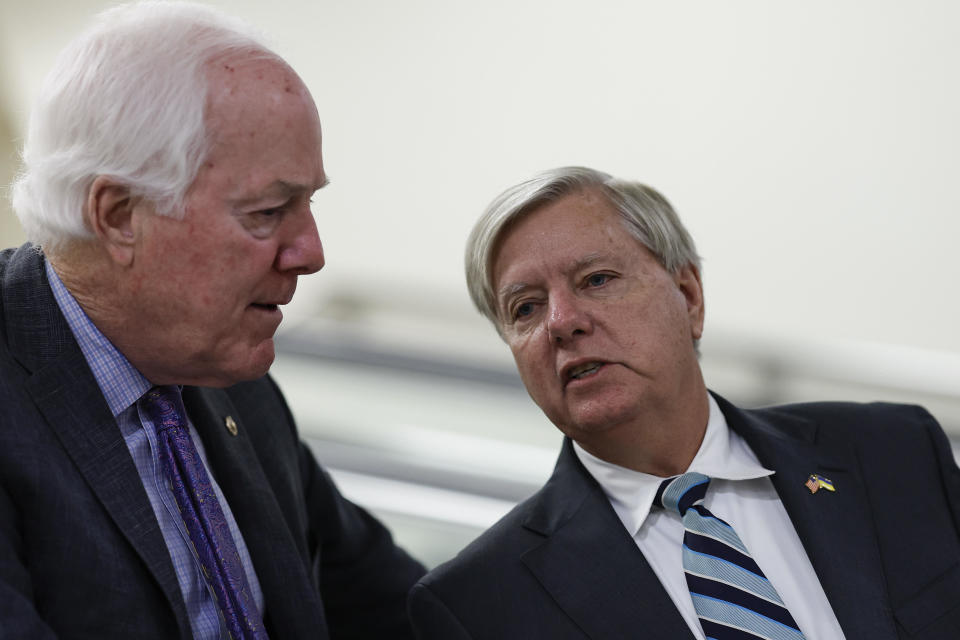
410, 394, 960, 638
0, 244, 425, 639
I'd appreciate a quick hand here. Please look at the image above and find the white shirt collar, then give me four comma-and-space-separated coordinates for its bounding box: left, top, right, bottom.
573, 394, 774, 536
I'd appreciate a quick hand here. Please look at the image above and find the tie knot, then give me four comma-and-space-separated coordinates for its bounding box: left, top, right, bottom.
141, 385, 187, 434
655, 472, 711, 517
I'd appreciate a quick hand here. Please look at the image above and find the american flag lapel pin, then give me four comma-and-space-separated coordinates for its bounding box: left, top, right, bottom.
805, 474, 836, 494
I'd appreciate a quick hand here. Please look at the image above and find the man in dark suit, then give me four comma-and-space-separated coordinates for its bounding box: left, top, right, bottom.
409, 166, 960, 639
1, 3, 423, 638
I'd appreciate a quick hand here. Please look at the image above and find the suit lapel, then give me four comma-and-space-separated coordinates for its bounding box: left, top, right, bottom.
520, 440, 694, 639
184, 387, 327, 639
716, 395, 898, 640
4, 246, 192, 637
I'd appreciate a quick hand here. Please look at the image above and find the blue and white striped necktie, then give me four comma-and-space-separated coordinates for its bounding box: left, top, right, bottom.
655, 472, 806, 640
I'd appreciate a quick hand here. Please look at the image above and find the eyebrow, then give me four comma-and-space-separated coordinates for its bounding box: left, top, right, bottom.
573, 252, 606, 271
497, 281, 531, 301
231, 176, 330, 207
495, 252, 614, 302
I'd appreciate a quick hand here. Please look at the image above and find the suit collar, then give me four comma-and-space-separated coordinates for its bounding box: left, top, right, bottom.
4, 246, 327, 638
184, 387, 328, 638
715, 394, 898, 640
2, 244, 74, 374
519, 438, 695, 639
3, 246, 194, 637
519, 394, 898, 640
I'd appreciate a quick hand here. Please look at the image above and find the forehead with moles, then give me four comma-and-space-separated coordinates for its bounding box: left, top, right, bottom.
205, 55, 314, 133
186, 55, 322, 202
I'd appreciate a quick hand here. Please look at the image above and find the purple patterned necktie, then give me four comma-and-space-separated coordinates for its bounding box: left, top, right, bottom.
142, 386, 268, 640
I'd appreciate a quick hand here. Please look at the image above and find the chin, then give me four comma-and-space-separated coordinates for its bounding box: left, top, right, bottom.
563, 403, 640, 437
207, 342, 276, 387
238, 351, 276, 382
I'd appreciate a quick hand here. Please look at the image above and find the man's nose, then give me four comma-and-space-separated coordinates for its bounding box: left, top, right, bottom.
276, 208, 325, 275
546, 290, 591, 344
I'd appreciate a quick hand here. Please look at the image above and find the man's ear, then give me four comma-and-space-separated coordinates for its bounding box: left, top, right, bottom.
675, 263, 705, 340
85, 175, 138, 266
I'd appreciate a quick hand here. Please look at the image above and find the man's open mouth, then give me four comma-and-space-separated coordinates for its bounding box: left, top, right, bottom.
567, 362, 604, 381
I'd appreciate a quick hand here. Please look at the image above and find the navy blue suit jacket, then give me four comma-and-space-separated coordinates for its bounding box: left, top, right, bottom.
410, 394, 960, 638
0, 244, 425, 639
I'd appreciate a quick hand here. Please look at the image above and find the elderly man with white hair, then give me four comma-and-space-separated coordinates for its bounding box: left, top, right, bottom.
409, 166, 960, 640
0, 2, 423, 638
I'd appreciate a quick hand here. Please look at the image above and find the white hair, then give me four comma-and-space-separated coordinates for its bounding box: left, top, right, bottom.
465, 166, 701, 328
11, 1, 278, 249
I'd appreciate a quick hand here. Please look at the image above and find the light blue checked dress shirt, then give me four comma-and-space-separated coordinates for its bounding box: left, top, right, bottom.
46, 260, 265, 640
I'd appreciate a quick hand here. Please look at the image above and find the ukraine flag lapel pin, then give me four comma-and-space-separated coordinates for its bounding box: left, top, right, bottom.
805, 474, 836, 494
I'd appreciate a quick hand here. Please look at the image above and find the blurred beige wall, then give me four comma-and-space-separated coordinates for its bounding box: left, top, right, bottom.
0, 0, 27, 249
2, 0, 959, 356
0, 105, 24, 248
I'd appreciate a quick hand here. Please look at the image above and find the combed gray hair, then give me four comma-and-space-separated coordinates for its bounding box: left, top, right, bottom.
465, 166, 701, 327
11, 1, 278, 249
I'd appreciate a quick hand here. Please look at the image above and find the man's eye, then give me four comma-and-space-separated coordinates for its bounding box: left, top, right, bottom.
514, 302, 534, 319
586, 273, 610, 287
239, 205, 287, 237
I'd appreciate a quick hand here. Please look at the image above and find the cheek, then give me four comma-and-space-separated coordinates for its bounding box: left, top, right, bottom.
511, 342, 556, 399
509, 336, 539, 374
182, 242, 254, 302
127, 271, 146, 296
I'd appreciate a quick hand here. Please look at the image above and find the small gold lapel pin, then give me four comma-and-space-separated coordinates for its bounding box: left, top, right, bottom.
224, 415, 238, 437
805, 474, 835, 494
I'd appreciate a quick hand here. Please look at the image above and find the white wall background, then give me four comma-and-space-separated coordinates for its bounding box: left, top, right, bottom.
2, 0, 959, 357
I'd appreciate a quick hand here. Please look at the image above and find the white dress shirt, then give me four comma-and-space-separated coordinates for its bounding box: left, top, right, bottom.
574, 394, 846, 640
